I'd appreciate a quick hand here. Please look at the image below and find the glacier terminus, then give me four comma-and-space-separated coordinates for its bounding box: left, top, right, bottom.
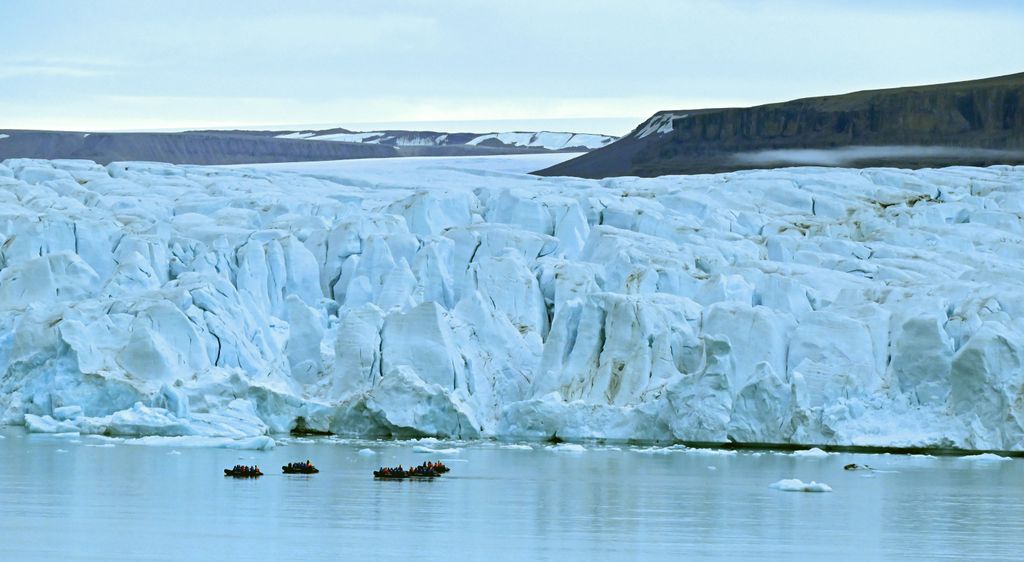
2, 154, 1023, 452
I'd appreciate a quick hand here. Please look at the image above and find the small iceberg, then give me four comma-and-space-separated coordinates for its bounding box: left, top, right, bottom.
792, 447, 832, 458
634, 446, 675, 455
769, 478, 833, 493
357, 448, 377, 456
962, 453, 1011, 462
683, 447, 737, 456
499, 444, 533, 450
84, 435, 124, 444
412, 445, 460, 454
546, 443, 586, 453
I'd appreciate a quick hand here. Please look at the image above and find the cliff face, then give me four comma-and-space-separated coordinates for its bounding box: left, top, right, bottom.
0, 131, 397, 165
0, 129, 613, 166
537, 72, 1024, 178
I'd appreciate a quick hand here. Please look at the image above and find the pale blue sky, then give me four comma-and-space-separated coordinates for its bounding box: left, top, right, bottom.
1, 0, 1022, 134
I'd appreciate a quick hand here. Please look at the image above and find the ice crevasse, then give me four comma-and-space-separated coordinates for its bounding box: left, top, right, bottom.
1, 157, 1024, 451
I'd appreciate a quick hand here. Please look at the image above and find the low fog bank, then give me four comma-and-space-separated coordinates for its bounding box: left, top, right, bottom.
732, 146, 1024, 167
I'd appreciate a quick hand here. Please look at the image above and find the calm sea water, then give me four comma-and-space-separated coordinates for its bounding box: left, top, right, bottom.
1, 427, 1021, 560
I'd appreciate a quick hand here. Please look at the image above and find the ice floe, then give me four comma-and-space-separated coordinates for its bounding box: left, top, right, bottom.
769, 479, 833, 492
547, 443, 586, 452
792, 447, 833, 458
411, 445, 460, 454
961, 453, 1012, 462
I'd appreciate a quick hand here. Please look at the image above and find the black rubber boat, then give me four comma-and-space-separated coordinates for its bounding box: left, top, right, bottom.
283, 465, 319, 474
224, 468, 263, 478
374, 469, 440, 479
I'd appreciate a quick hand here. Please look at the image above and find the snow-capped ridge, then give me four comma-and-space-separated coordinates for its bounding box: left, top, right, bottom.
273, 129, 616, 150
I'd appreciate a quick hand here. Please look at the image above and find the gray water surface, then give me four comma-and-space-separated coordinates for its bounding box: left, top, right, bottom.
1, 427, 1020, 560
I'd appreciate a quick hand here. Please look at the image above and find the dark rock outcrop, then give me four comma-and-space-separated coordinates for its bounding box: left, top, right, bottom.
0, 131, 396, 165
0, 128, 612, 166
536, 72, 1024, 178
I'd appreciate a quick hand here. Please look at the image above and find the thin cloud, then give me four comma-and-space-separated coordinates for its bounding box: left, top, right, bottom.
0, 56, 121, 79
733, 146, 1024, 167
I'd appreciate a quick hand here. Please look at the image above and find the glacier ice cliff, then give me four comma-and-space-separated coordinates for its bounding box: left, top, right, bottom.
2, 155, 1024, 451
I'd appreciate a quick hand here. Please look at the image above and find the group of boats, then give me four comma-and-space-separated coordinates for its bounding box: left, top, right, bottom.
224, 460, 318, 478
373, 461, 450, 479
224, 459, 451, 479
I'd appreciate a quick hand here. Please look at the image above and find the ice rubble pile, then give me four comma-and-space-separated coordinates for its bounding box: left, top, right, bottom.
2, 157, 1024, 450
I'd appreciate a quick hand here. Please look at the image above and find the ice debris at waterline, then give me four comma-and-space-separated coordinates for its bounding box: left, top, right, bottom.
961, 453, 1012, 462
1, 157, 1024, 450
769, 479, 833, 493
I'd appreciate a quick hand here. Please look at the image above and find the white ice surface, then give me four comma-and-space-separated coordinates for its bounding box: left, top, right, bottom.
411, 445, 460, 454
465, 132, 614, 150
547, 443, 586, 453
769, 479, 833, 492
2, 154, 1024, 451
961, 453, 1012, 462
636, 113, 687, 138
792, 447, 833, 458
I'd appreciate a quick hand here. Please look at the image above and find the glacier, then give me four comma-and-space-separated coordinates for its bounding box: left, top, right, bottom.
1, 154, 1023, 451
